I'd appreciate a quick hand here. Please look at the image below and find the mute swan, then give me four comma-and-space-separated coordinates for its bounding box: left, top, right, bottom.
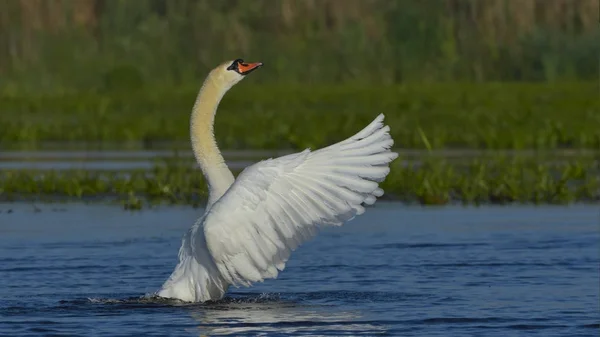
157, 59, 398, 302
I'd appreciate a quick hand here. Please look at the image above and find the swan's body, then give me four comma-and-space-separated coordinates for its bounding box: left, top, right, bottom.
157, 59, 398, 302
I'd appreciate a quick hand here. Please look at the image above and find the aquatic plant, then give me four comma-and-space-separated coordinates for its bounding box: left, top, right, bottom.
1, 83, 598, 150
1, 157, 597, 209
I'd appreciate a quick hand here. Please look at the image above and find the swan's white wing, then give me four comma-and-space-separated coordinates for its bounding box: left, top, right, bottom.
203, 114, 398, 287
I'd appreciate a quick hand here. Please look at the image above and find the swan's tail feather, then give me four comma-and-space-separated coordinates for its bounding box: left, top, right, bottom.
157, 226, 229, 302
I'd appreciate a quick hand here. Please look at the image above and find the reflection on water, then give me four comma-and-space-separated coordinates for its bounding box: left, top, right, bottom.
187, 295, 381, 336
83, 293, 383, 335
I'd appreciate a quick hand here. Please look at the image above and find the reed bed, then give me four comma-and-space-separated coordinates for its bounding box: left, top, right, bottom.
1, 1, 596, 209
0, 0, 597, 91
1, 158, 597, 209
2, 82, 598, 150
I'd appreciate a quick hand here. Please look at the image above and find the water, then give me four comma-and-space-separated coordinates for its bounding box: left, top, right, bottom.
1, 149, 595, 171
0, 203, 598, 336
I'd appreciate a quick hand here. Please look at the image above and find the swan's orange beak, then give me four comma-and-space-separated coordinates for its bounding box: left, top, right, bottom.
237, 61, 263, 75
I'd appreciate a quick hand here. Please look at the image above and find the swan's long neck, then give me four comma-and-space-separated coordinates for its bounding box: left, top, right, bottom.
190, 75, 235, 209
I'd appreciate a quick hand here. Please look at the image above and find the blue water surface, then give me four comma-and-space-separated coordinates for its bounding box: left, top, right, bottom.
0, 203, 598, 336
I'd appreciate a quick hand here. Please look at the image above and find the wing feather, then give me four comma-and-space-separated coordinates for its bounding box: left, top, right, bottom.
203, 113, 398, 287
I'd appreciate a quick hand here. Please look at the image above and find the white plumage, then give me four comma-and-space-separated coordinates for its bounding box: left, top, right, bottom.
157, 59, 398, 302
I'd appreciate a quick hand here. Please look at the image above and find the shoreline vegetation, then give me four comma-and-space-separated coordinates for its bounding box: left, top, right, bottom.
2, 83, 599, 150
1, 83, 599, 209
1, 1, 598, 209
1, 157, 598, 209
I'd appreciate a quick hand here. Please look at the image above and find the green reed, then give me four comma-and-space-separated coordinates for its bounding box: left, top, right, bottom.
0, 0, 597, 91
1, 158, 597, 209
1, 82, 598, 150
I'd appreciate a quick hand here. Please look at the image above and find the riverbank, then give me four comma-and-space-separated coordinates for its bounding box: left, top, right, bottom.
1, 156, 597, 209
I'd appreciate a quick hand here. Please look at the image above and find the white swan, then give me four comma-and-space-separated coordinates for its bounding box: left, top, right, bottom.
157, 59, 398, 302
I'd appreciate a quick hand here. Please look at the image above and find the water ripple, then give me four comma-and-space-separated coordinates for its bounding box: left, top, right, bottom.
1, 204, 597, 336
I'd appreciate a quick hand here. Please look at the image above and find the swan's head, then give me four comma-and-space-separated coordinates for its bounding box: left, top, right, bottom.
212, 58, 263, 90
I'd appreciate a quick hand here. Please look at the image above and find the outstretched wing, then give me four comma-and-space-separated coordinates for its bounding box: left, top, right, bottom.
203, 114, 398, 287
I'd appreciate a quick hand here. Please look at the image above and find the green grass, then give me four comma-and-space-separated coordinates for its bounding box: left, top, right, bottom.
1, 82, 598, 150
1, 157, 597, 209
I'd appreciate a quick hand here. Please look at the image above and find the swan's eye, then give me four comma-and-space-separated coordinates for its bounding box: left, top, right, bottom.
227, 59, 244, 71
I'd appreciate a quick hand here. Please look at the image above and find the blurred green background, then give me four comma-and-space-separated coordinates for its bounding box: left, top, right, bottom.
1, 0, 598, 89
0, 0, 598, 150
0, 0, 598, 206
